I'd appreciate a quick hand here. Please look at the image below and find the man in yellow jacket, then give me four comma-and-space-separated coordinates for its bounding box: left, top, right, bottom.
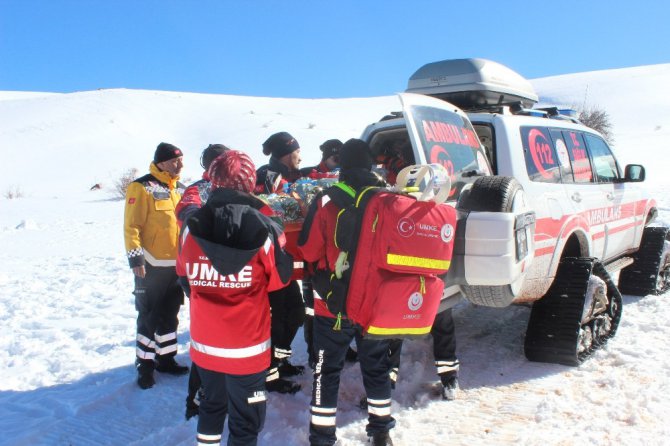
124, 142, 188, 389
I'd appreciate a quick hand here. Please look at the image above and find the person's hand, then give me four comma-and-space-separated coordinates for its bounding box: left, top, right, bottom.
132, 265, 146, 278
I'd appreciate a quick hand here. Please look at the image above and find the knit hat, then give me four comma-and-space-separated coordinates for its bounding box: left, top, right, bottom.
200, 143, 230, 170
262, 132, 300, 158
207, 150, 257, 193
339, 138, 373, 171
320, 139, 343, 160
154, 142, 183, 164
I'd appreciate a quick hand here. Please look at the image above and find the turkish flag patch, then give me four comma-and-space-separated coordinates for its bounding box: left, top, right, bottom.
128, 198, 136, 204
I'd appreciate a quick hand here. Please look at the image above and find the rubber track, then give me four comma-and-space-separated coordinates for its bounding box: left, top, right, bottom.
524, 258, 622, 366
618, 226, 670, 296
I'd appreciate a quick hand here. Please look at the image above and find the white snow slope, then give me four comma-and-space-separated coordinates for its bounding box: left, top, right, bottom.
1, 64, 669, 446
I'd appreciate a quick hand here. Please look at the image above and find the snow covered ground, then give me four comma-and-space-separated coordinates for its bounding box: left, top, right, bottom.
1, 64, 669, 445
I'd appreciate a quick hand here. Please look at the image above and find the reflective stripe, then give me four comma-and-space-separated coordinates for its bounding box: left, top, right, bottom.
311, 406, 337, 414
197, 432, 222, 445
266, 367, 279, 382
293, 261, 304, 269
367, 397, 392, 406
305, 307, 315, 316
154, 331, 176, 343
368, 406, 392, 417
191, 338, 270, 359
144, 250, 176, 267
136, 348, 155, 360
386, 253, 450, 270
367, 325, 432, 335
273, 347, 291, 359
156, 343, 177, 355
311, 414, 337, 426
435, 360, 460, 375
248, 394, 267, 404
137, 334, 156, 348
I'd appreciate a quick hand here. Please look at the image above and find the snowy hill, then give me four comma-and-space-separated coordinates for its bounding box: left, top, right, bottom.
1, 64, 669, 446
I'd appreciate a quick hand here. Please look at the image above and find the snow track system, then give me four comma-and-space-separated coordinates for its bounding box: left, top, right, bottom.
524, 257, 623, 366
618, 226, 670, 296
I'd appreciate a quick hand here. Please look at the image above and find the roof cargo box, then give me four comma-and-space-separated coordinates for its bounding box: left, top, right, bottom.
406, 58, 538, 110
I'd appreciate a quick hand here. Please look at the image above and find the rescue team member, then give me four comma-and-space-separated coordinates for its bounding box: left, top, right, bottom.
299, 138, 358, 369
124, 142, 189, 389
300, 138, 343, 178
176, 143, 229, 225
177, 150, 292, 445
299, 139, 395, 446
175, 143, 229, 420
256, 132, 306, 394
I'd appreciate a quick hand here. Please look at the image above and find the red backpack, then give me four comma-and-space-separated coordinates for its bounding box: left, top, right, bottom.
326, 165, 457, 339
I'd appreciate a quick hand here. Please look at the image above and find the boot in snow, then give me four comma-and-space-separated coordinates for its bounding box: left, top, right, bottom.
136, 360, 155, 390
156, 357, 189, 375
278, 359, 305, 377
266, 377, 301, 394
441, 376, 459, 401
369, 431, 393, 446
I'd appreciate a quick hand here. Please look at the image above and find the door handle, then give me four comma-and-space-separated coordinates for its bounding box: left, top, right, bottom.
606, 192, 615, 201
571, 192, 582, 203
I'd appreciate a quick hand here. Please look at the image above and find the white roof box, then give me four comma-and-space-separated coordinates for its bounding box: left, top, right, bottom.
406, 58, 538, 110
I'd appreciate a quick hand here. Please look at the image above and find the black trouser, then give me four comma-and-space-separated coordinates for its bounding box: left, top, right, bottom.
133, 264, 183, 368
268, 280, 305, 365
309, 316, 395, 446
196, 364, 267, 446
302, 280, 316, 367
388, 308, 459, 383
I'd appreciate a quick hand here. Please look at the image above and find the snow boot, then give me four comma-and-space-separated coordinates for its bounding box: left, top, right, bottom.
136, 359, 155, 390
369, 431, 393, 446
266, 377, 301, 394
441, 375, 459, 401
278, 359, 305, 377
156, 357, 189, 375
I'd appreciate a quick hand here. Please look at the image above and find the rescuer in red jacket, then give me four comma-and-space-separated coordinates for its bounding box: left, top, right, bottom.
177, 150, 292, 446
298, 139, 395, 446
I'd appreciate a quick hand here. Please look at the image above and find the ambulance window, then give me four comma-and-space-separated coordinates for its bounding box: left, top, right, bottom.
563, 131, 593, 183
549, 129, 574, 183
521, 126, 561, 183
473, 123, 496, 174
583, 133, 621, 183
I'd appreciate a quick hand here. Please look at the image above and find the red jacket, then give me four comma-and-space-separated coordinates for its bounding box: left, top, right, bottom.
298, 188, 353, 318
177, 188, 292, 374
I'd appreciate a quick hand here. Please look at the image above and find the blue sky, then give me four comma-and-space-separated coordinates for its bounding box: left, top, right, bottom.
1, 0, 667, 98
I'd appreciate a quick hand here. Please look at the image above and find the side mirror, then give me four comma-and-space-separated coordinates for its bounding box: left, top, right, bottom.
624, 164, 645, 182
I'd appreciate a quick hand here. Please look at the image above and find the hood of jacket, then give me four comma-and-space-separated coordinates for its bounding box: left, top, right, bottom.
186, 188, 290, 278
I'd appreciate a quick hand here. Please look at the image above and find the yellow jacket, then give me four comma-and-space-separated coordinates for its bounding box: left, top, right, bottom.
123, 163, 185, 268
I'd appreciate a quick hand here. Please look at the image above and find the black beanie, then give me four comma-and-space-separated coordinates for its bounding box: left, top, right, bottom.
200, 143, 230, 170
154, 142, 183, 164
320, 139, 343, 160
262, 132, 300, 158
339, 138, 373, 171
